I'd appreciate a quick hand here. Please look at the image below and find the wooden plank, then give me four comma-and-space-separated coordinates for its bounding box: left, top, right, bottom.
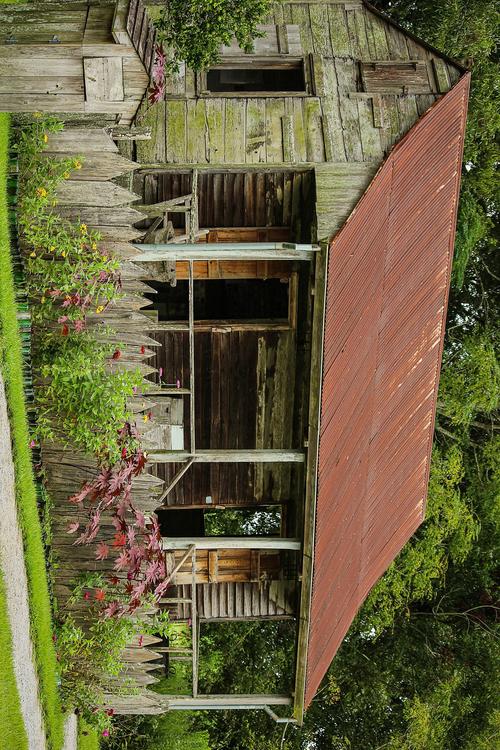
186, 99, 208, 163
321, 55, 347, 162
365, 12, 392, 60
335, 59, 363, 162
357, 98, 383, 161
328, 4, 351, 57
166, 100, 187, 164
224, 99, 246, 163
84, 57, 124, 102
309, 3, 331, 56
245, 99, 266, 163
252, 24, 279, 54
0, 93, 83, 113
265, 98, 285, 163
432, 57, 451, 93
303, 98, 324, 162
56, 181, 139, 207
45, 128, 118, 154
151, 450, 306, 463
44, 151, 137, 181
56, 206, 146, 226
204, 98, 224, 163
293, 245, 328, 724
208, 551, 218, 583
290, 98, 307, 163
136, 102, 166, 164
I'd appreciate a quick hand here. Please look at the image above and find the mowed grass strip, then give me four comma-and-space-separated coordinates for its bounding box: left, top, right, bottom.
78, 720, 100, 750
0, 114, 65, 749
0, 571, 29, 750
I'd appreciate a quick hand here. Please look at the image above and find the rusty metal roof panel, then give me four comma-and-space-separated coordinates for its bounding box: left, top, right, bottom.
304, 74, 470, 708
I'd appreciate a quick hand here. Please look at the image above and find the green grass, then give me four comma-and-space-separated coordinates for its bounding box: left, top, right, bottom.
78, 720, 100, 750
0, 114, 65, 749
0, 571, 29, 750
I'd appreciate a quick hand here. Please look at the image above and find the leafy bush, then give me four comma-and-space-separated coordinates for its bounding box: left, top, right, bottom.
17, 117, 121, 332
36, 333, 141, 464
154, 0, 273, 71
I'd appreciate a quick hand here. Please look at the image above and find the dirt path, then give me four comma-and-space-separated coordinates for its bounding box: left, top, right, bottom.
0, 374, 47, 750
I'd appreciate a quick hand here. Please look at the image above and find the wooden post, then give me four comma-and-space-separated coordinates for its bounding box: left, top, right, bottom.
162, 537, 301, 551
158, 457, 195, 504
188, 260, 195, 455
191, 545, 199, 698
148, 449, 305, 463
132, 243, 319, 262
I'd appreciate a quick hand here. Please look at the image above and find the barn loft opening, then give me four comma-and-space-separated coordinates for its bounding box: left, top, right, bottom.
206, 61, 305, 93
144, 278, 290, 322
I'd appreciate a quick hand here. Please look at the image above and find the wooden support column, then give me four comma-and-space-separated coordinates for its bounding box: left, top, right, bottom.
148, 449, 305, 463
133, 242, 319, 262
162, 537, 301, 551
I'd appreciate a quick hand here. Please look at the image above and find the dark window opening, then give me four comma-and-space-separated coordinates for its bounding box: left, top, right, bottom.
144, 278, 289, 322
207, 64, 305, 93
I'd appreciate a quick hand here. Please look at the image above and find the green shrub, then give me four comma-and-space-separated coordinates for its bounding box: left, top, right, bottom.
36, 332, 142, 464
155, 0, 273, 71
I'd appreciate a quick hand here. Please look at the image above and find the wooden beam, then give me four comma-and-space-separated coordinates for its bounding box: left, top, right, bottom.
148, 449, 305, 463
162, 537, 301, 551
191, 546, 199, 698
293, 246, 329, 725
133, 242, 319, 262
165, 695, 293, 709
158, 458, 195, 504
188, 260, 195, 455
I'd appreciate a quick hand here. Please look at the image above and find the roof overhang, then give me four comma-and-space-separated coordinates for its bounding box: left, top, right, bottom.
294, 73, 470, 721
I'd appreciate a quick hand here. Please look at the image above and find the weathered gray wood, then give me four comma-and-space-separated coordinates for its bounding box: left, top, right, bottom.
56, 181, 139, 207
133, 242, 318, 262
163, 537, 301, 551
84, 57, 124, 102
44, 151, 137, 181
56, 206, 146, 226
46, 128, 118, 153
148, 449, 305, 463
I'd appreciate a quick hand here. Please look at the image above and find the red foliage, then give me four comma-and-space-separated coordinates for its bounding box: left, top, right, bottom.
67, 423, 166, 617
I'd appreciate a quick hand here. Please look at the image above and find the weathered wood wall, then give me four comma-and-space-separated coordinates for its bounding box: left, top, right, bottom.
0, 0, 148, 123
135, 0, 461, 167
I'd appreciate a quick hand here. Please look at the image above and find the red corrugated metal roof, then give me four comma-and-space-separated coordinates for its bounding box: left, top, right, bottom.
305, 74, 470, 707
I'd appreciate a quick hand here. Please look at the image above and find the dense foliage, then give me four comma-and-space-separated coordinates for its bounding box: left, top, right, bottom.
154, 0, 273, 71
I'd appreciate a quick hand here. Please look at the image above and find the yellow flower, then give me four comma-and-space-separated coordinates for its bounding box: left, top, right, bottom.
61, 250, 66, 258
52, 200, 57, 207
43, 133, 48, 143
80, 223, 87, 234
33, 112, 42, 119
74, 160, 82, 170
41, 296, 46, 303
63, 171, 70, 179
143, 414, 150, 422
102, 256, 108, 261
29, 251, 36, 258
36, 187, 47, 198
91, 242, 97, 251
49, 246, 55, 253
95, 306, 105, 314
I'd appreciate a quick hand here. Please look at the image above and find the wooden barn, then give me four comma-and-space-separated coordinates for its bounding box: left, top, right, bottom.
3, 0, 470, 724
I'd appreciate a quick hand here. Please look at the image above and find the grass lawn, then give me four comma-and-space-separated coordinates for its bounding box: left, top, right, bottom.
78, 720, 100, 750
0, 114, 65, 749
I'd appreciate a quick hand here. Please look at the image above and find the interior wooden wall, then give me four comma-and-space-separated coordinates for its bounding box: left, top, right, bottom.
150, 328, 297, 506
